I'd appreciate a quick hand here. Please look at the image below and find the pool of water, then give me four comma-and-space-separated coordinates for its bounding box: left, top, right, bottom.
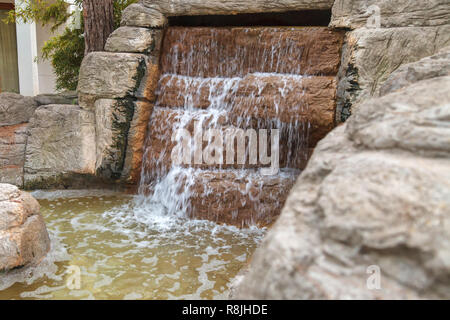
0, 190, 264, 300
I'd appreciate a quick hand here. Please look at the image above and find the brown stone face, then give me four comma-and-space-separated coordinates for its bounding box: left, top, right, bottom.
188, 170, 297, 228
160, 27, 344, 77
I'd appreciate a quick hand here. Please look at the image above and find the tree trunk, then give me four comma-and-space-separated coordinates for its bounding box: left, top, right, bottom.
83, 0, 114, 55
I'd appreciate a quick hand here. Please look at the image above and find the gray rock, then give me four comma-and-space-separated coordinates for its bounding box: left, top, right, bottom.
331, 0, 450, 29
121, 3, 167, 28
24, 105, 96, 189
380, 46, 450, 96
141, 0, 334, 16
336, 26, 450, 121
34, 92, 78, 106
233, 74, 450, 299
0, 123, 28, 187
77, 52, 148, 110
105, 27, 157, 53
95, 99, 134, 180
0, 92, 38, 127
0, 184, 50, 271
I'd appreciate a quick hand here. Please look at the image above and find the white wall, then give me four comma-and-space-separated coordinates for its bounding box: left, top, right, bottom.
13, 0, 64, 95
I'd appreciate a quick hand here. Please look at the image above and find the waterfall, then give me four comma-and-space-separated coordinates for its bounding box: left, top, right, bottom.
138, 27, 339, 227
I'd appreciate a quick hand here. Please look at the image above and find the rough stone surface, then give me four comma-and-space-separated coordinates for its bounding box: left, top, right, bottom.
77, 52, 148, 110
331, 0, 450, 29
105, 27, 157, 53
0, 124, 28, 187
24, 105, 96, 189
0, 184, 50, 271
34, 92, 78, 106
121, 3, 167, 28
188, 170, 297, 228
121, 100, 154, 184
161, 27, 344, 77
95, 99, 135, 180
233, 72, 450, 299
141, 0, 335, 15
336, 26, 450, 121
0, 93, 38, 127
380, 46, 450, 96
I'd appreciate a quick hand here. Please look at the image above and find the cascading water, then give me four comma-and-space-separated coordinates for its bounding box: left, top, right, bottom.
138, 26, 341, 227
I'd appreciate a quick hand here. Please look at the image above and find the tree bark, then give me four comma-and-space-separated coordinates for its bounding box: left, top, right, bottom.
83, 0, 114, 54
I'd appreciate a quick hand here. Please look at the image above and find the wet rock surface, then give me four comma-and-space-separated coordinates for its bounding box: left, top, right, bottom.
161, 27, 344, 78
233, 52, 450, 299
0, 184, 50, 271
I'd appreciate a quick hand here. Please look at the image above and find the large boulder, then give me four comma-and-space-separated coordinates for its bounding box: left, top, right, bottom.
331, 0, 450, 29
24, 105, 96, 189
0, 184, 50, 271
233, 51, 450, 299
105, 27, 161, 54
120, 3, 167, 28
336, 25, 450, 121
0, 92, 38, 127
77, 52, 149, 110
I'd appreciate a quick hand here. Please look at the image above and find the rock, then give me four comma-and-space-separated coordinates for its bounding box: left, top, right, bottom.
34, 92, 78, 106
0, 124, 28, 187
0, 92, 38, 127
141, 0, 335, 16
0, 184, 50, 271
188, 170, 297, 228
156, 74, 337, 145
120, 3, 167, 28
336, 26, 450, 121
105, 27, 158, 53
121, 100, 154, 184
77, 52, 148, 110
24, 105, 96, 189
380, 46, 450, 96
95, 99, 135, 180
331, 0, 450, 29
232, 74, 450, 299
161, 27, 344, 77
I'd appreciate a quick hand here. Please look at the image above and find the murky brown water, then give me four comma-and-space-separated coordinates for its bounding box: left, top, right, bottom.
0, 190, 264, 300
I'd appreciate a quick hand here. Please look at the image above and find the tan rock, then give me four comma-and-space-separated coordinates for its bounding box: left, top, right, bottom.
121, 3, 167, 28
336, 26, 450, 121
0, 184, 50, 271
331, 0, 450, 29
0, 92, 37, 127
0, 124, 28, 187
77, 52, 148, 110
24, 105, 96, 189
141, 0, 335, 16
105, 27, 157, 53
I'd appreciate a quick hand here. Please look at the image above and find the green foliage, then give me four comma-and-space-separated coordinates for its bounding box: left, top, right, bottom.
5, 0, 138, 91
4, 0, 73, 32
41, 26, 85, 91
